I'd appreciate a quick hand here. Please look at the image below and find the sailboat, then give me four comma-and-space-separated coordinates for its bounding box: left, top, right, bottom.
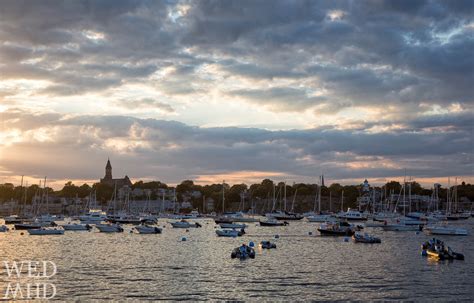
308, 176, 334, 222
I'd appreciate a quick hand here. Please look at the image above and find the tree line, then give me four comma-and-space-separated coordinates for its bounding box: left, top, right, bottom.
0, 179, 473, 213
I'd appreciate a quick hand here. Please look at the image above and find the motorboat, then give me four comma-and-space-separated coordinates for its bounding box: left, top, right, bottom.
219, 223, 247, 229
3, 215, 31, 224
95, 223, 124, 233
14, 220, 56, 230
79, 210, 107, 223
170, 220, 202, 228
259, 218, 289, 227
421, 238, 464, 260
140, 214, 158, 224
352, 233, 381, 243
107, 214, 142, 225
337, 209, 368, 221
231, 245, 255, 259
260, 241, 277, 249
0, 225, 9, 232
423, 225, 468, 236
318, 221, 356, 236
216, 229, 244, 237
28, 227, 64, 235
61, 223, 92, 231
214, 216, 234, 224
134, 225, 162, 234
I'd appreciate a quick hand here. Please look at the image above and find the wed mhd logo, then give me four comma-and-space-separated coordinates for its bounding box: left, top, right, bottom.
1, 261, 57, 299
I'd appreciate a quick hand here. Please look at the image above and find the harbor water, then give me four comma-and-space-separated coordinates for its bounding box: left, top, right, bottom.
0, 219, 473, 301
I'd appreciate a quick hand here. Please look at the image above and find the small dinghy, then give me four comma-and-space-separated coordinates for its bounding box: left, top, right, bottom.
134, 225, 162, 234
0, 225, 9, 232
352, 233, 381, 243
170, 220, 202, 228
421, 238, 464, 261
62, 223, 92, 231
95, 223, 124, 233
231, 244, 256, 259
260, 241, 277, 249
219, 222, 247, 229
216, 228, 245, 237
28, 227, 64, 235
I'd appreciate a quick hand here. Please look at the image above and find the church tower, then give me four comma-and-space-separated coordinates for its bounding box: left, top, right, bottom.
105, 158, 112, 180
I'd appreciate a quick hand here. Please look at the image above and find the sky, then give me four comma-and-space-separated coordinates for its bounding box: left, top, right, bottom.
0, 0, 473, 189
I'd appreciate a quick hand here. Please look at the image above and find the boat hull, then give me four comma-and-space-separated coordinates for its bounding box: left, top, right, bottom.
135, 226, 162, 234
28, 229, 64, 235
318, 228, 355, 236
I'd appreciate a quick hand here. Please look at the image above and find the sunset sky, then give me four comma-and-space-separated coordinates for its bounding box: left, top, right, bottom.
0, 0, 473, 189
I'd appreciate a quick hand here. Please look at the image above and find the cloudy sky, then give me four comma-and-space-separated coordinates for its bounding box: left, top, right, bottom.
0, 0, 473, 189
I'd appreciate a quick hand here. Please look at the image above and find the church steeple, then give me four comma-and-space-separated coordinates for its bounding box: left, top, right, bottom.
105, 158, 112, 179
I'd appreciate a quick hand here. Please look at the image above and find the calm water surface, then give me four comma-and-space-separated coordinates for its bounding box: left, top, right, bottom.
0, 219, 473, 301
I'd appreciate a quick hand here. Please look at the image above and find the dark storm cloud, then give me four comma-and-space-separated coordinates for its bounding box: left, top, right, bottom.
0, 0, 472, 107
1, 110, 472, 181
0, 0, 473, 182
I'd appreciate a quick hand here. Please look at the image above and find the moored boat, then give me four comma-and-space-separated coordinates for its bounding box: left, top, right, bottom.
337, 209, 368, 221
352, 233, 381, 243
423, 225, 468, 236
231, 244, 255, 259
260, 241, 277, 249
62, 223, 92, 231
216, 229, 244, 237
259, 218, 289, 226
170, 220, 202, 228
134, 225, 162, 234
421, 238, 464, 260
28, 227, 64, 235
95, 223, 124, 233
219, 223, 247, 229
271, 211, 303, 221
318, 221, 356, 236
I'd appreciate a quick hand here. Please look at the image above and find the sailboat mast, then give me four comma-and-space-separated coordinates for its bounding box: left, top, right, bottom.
318, 176, 321, 213
222, 180, 225, 214
341, 190, 344, 212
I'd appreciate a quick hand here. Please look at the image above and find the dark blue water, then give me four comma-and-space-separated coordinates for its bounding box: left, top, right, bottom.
0, 219, 473, 301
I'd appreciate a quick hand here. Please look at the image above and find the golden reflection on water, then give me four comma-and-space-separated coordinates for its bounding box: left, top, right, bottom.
0, 219, 472, 300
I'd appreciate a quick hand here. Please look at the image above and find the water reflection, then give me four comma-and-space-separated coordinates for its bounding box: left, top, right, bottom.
0, 219, 472, 300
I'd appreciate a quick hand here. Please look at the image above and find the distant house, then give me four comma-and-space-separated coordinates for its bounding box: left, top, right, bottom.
99, 158, 132, 188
